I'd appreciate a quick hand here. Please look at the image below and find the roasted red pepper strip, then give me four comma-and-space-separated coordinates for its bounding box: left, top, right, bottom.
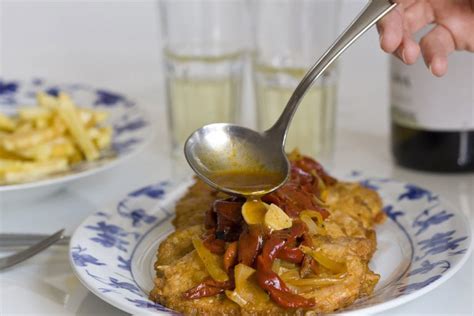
262, 159, 331, 219
214, 199, 243, 221
268, 286, 316, 309
288, 220, 307, 243
182, 282, 224, 299
214, 199, 244, 241
202, 229, 226, 255
261, 235, 287, 265
238, 225, 263, 267
262, 179, 329, 219
204, 207, 217, 229
292, 156, 337, 185
272, 222, 306, 264
256, 256, 315, 308
223, 241, 238, 272
276, 247, 304, 264
183, 277, 233, 300
255, 234, 316, 309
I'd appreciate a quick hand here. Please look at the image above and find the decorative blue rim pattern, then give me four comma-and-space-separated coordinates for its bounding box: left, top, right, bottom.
69, 173, 472, 315
0, 78, 153, 191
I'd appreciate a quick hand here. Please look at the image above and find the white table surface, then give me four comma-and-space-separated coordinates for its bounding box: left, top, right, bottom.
0, 1, 473, 315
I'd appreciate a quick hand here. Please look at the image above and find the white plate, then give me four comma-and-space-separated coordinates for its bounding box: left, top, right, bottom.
69, 173, 472, 315
0, 78, 153, 195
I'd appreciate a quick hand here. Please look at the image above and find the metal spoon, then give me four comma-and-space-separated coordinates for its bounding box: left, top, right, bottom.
185, 0, 397, 196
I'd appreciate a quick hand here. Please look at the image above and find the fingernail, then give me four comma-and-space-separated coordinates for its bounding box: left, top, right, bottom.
401, 49, 407, 63
429, 64, 435, 76
379, 34, 384, 46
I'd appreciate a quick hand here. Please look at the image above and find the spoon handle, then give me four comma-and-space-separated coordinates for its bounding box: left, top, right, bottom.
267, 0, 397, 141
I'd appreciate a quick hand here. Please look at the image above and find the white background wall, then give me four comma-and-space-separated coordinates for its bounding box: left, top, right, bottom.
0, 0, 390, 145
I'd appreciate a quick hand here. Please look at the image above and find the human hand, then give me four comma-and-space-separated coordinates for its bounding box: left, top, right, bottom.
377, 0, 474, 76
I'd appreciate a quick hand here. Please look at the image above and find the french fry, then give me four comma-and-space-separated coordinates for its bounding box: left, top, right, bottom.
33, 117, 51, 129
1, 120, 65, 151
18, 107, 52, 121
0, 159, 29, 182
36, 91, 58, 109
78, 109, 94, 126
2, 159, 68, 183
92, 110, 108, 125
78, 109, 108, 127
15, 122, 34, 134
68, 146, 84, 164
0, 147, 25, 160
0, 113, 16, 131
57, 93, 99, 161
95, 127, 112, 149
0, 90, 113, 185
15, 137, 75, 161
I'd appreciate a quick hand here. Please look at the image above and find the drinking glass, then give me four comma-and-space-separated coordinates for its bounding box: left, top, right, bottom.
253, 0, 340, 165
160, 0, 250, 166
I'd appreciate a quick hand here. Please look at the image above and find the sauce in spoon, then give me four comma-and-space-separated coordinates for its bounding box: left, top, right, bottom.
207, 169, 283, 196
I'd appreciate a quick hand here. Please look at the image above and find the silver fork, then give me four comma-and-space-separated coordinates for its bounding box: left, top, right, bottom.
0, 233, 70, 248
0, 229, 65, 271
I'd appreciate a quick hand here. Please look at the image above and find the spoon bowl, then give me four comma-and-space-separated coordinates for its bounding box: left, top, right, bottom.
184, 0, 397, 196
184, 123, 290, 196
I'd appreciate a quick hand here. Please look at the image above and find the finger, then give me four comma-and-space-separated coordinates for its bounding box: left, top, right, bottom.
377, 7, 404, 53
419, 25, 456, 77
403, 0, 435, 34
394, 33, 421, 65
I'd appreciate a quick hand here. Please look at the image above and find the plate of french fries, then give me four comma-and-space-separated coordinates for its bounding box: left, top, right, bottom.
0, 78, 151, 191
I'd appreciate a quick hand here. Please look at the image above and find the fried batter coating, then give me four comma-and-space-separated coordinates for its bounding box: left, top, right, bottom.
151, 176, 384, 315
173, 179, 217, 229
155, 225, 204, 266
326, 182, 385, 229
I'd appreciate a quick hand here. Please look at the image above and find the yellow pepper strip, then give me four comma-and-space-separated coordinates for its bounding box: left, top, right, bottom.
192, 238, 229, 282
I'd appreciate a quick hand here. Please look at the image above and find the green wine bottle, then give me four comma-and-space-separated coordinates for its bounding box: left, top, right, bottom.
390, 52, 474, 173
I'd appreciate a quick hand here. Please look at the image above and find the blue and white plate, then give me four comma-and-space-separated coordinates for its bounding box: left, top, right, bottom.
69, 175, 472, 315
0, 78, 152, 193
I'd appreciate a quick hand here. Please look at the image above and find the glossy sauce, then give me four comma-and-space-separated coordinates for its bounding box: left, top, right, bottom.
208, 170, 283, 196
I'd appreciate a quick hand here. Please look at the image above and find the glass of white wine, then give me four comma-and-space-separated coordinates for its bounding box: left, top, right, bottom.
253, 0, 340, 165
160, 0, 250, 173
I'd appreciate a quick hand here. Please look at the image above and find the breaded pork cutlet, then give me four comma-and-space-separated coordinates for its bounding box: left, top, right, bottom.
150, 152, 384, 315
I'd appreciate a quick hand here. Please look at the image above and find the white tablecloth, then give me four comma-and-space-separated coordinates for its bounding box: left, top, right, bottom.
0, 1, 472, 315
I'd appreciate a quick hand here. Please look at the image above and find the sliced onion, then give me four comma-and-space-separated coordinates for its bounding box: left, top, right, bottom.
192, 237, 229, 282
300, 215, 318, 235
242, 200, 268, 225
285, 276, 345, 287
264, 204, 292, 231
316, 172, 326, 191
280, 260, 298, 270
271, 258, 281, 274
300, 246, 346, 274
313, 195, 329, 207
225, 290, 247, 307
279, 269, 300, 280
226, 263, 269, 307
299, 211, 326, 236
280, 269, 345, 293
300, 210, 324, 225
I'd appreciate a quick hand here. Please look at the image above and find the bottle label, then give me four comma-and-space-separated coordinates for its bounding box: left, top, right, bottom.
390, 52, 474, 131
